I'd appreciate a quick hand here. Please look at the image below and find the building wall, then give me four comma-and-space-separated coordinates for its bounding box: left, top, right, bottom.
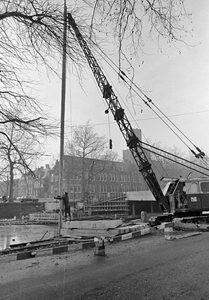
49, 155, 144, 202
11, 164, 50, 199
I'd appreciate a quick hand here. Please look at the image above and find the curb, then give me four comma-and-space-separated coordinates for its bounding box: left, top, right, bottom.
0, 240, 95, 263
0, 225, 162, 263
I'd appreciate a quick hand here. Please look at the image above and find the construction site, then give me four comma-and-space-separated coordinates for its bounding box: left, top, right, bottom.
1, 11, 209, 260
1, 186, 209, 263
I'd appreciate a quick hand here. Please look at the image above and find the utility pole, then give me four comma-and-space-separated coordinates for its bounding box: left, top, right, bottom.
58, 0, 67, 235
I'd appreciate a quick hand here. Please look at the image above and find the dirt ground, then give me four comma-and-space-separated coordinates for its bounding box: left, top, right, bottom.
1, 230, 209, 300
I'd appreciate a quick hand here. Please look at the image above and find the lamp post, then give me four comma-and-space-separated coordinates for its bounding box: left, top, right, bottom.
58, 0, 67, 235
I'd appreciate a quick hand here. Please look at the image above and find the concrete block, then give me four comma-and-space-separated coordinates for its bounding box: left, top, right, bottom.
82, 241, 95, 249
121, 233, 132, 241
68, 243, 83, 251
140, 228, 151, 236
64, 220, 123, 230
36, 248, 53, 257
0, 254, 17, 263
52, 245, 68, 255
132, 231, 141, 238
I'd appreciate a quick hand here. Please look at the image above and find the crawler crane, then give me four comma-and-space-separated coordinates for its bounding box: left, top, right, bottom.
68, 13, 209, 223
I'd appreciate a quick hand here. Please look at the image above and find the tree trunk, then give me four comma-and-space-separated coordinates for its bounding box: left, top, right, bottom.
9, 162, 14, 203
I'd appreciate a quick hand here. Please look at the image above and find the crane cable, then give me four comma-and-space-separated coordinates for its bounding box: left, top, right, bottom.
119, 69, 206, 160
142, 146, 209, 177
74, 29, 209, 175
140, 139, 209, 174
79, 31, 209, 174
84, 34, 206, 162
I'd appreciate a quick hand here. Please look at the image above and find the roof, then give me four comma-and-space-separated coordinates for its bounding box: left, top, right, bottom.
126, 191, 155, 202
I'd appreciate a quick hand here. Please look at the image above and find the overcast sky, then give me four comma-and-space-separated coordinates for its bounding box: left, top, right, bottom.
37, 0, 209, 167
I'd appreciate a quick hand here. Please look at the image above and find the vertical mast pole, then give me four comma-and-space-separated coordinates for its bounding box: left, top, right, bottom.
58, 0, 67, 235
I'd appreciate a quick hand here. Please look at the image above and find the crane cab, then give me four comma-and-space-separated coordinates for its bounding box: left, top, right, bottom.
163, 177, 209, 216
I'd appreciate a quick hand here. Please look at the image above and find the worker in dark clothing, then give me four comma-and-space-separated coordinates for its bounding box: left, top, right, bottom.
54, 192, 71, 221
62, 192, 70, 221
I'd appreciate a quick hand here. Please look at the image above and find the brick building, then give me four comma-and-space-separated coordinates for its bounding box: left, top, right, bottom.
12, 164, 50, 199
49, 155, 145, 203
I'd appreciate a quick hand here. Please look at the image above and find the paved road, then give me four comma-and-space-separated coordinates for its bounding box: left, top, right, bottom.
1, 231, 209, 300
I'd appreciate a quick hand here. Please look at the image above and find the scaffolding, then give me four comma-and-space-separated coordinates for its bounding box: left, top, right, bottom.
86, 195, 130, 216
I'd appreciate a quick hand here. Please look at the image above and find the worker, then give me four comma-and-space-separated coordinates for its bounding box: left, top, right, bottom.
55, 192, 70, 221
62, 192, 70, 221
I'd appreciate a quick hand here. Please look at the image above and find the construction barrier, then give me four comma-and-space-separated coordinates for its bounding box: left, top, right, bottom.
164, 222, 174, 240
94, 237, 105, 256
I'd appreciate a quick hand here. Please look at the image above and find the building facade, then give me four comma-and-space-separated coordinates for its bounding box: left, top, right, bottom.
49, 155, 146, 203
12, 164, 50, 199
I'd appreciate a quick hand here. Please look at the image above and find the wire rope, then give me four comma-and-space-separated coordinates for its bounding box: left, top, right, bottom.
70, 27, 209, 178
85, 35, 206, 161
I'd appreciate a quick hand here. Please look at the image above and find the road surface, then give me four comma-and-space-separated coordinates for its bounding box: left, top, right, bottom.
1, 231, 209, 300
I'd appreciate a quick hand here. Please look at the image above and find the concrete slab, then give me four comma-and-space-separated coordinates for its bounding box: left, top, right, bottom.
60, 228, 120, 238
62, 219, 123, 230
61, 223, 150, 238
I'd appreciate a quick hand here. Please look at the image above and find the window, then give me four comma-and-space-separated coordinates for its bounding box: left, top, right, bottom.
77, 185, 81, 193
104, 173, 107, 181
51, 174, 54, 182
111, 185, 116, 193
186, 182, 199, 194
110, 174, 112, 182
200, 182, 209, 193
70, 185, 74, 193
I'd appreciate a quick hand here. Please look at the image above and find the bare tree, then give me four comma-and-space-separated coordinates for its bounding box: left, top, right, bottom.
0, 0, 194, 133
65, 121, 118, 202
77, 0, 193, 66
0, 1, 62, 116
65, 121, 118, 159
0, 122, 47, 202
0, 0, 194, 124
0, 0, 74, 176
0, 1, 195, 189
